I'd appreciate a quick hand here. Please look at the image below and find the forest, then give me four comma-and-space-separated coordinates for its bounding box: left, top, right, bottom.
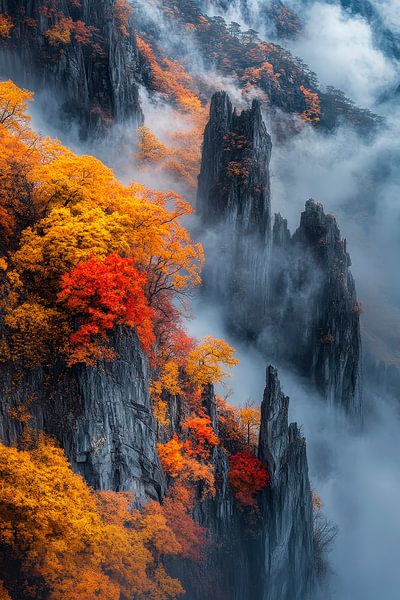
0, 1, 399, 599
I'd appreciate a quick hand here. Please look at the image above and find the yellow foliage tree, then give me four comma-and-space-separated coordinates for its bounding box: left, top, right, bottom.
0, 81, 204, 367
0, 437, 194, 600
185, 336, 239, 390
0, 80, 33, 137
239, 404, 261, 448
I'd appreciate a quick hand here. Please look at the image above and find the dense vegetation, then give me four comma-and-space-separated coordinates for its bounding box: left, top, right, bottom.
0, 80, 270, 599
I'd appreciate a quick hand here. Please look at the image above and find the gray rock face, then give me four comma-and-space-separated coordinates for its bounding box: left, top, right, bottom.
0, 0, 143, 136
197, 91, 272, 338
270, 200, 362, 416
258, 366, 315, 600
198, 92, 362, 416
0, 328, 164, 504
197, 91, 272, 236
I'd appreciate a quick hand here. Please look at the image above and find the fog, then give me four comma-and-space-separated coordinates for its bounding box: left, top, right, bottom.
188, 2, 400, 598
284, 368, 400, 600
287, 2, 397, 105
129, 4, 400, 593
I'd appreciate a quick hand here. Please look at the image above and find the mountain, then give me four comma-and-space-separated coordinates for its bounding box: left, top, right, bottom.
198, 92, 362, 416
0, 0, 391, 597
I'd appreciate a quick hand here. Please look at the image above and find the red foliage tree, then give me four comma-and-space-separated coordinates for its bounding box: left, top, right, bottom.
228, 451, 269, 508
59, 253, 154, 364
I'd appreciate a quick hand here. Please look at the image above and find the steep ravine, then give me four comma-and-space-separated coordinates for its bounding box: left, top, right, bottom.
0, 328, 316, 598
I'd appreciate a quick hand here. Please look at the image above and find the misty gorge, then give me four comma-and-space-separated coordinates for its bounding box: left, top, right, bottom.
0, 0, 399, 599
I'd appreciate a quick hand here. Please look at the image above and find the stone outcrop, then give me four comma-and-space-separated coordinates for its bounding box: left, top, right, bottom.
198, 91, 362, 417
197, 92, 272, 338
0, 0, 143, 136
258, 366, 315, 600
270, 200, 362, 416
0, 328, 164, 504
197, 91, 272, 236
168, 371, 315, 600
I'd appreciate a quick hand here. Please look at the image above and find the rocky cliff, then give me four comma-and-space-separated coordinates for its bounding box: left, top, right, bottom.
198, 91, 362, 416
0, 328, 164, 504
0, 0, 143, 136
270, 200, 362, 416
197, 91, 272, 237
169, 369, 315, 600
258, 366, 315, 600
197, 91, 272, 338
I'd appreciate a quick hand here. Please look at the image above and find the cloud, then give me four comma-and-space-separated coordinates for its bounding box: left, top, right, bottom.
374, 0, 400, 32
286, 2, 398, 106
282, 367, 400, 600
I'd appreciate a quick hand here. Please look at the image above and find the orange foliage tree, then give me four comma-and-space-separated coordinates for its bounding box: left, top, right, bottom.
0, 81, 203, 368
135, 36, 208, 191
216, 396, 261, 453
0, 14, 13, 39
161, 483, 206, 561
158, 434, 216, 497
300, 85, 321, 124
44, 16, 74, 46
113, 0, 132, 37
183, 415, 219, 459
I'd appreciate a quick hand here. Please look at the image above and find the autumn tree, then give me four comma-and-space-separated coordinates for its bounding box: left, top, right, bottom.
185, 336, 239, 390
217, 398, 248, 454
239, 402, 261, 449
0, 80, 33, 137
300, 85, 321, 124
44, 16, 74, 46
161, 483, 206, 561
58, 253, 154, 365
216, 397, 260, 453
113, 0, 132, 37
151, 334, 238, 423
0, 82, 204, 367
158, 434, 216, 497
183, 415, 219, 459
228, 451, 269, 509
0, 14, 13, 39
134, 37, 208, 191
0, 436, 201, 599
